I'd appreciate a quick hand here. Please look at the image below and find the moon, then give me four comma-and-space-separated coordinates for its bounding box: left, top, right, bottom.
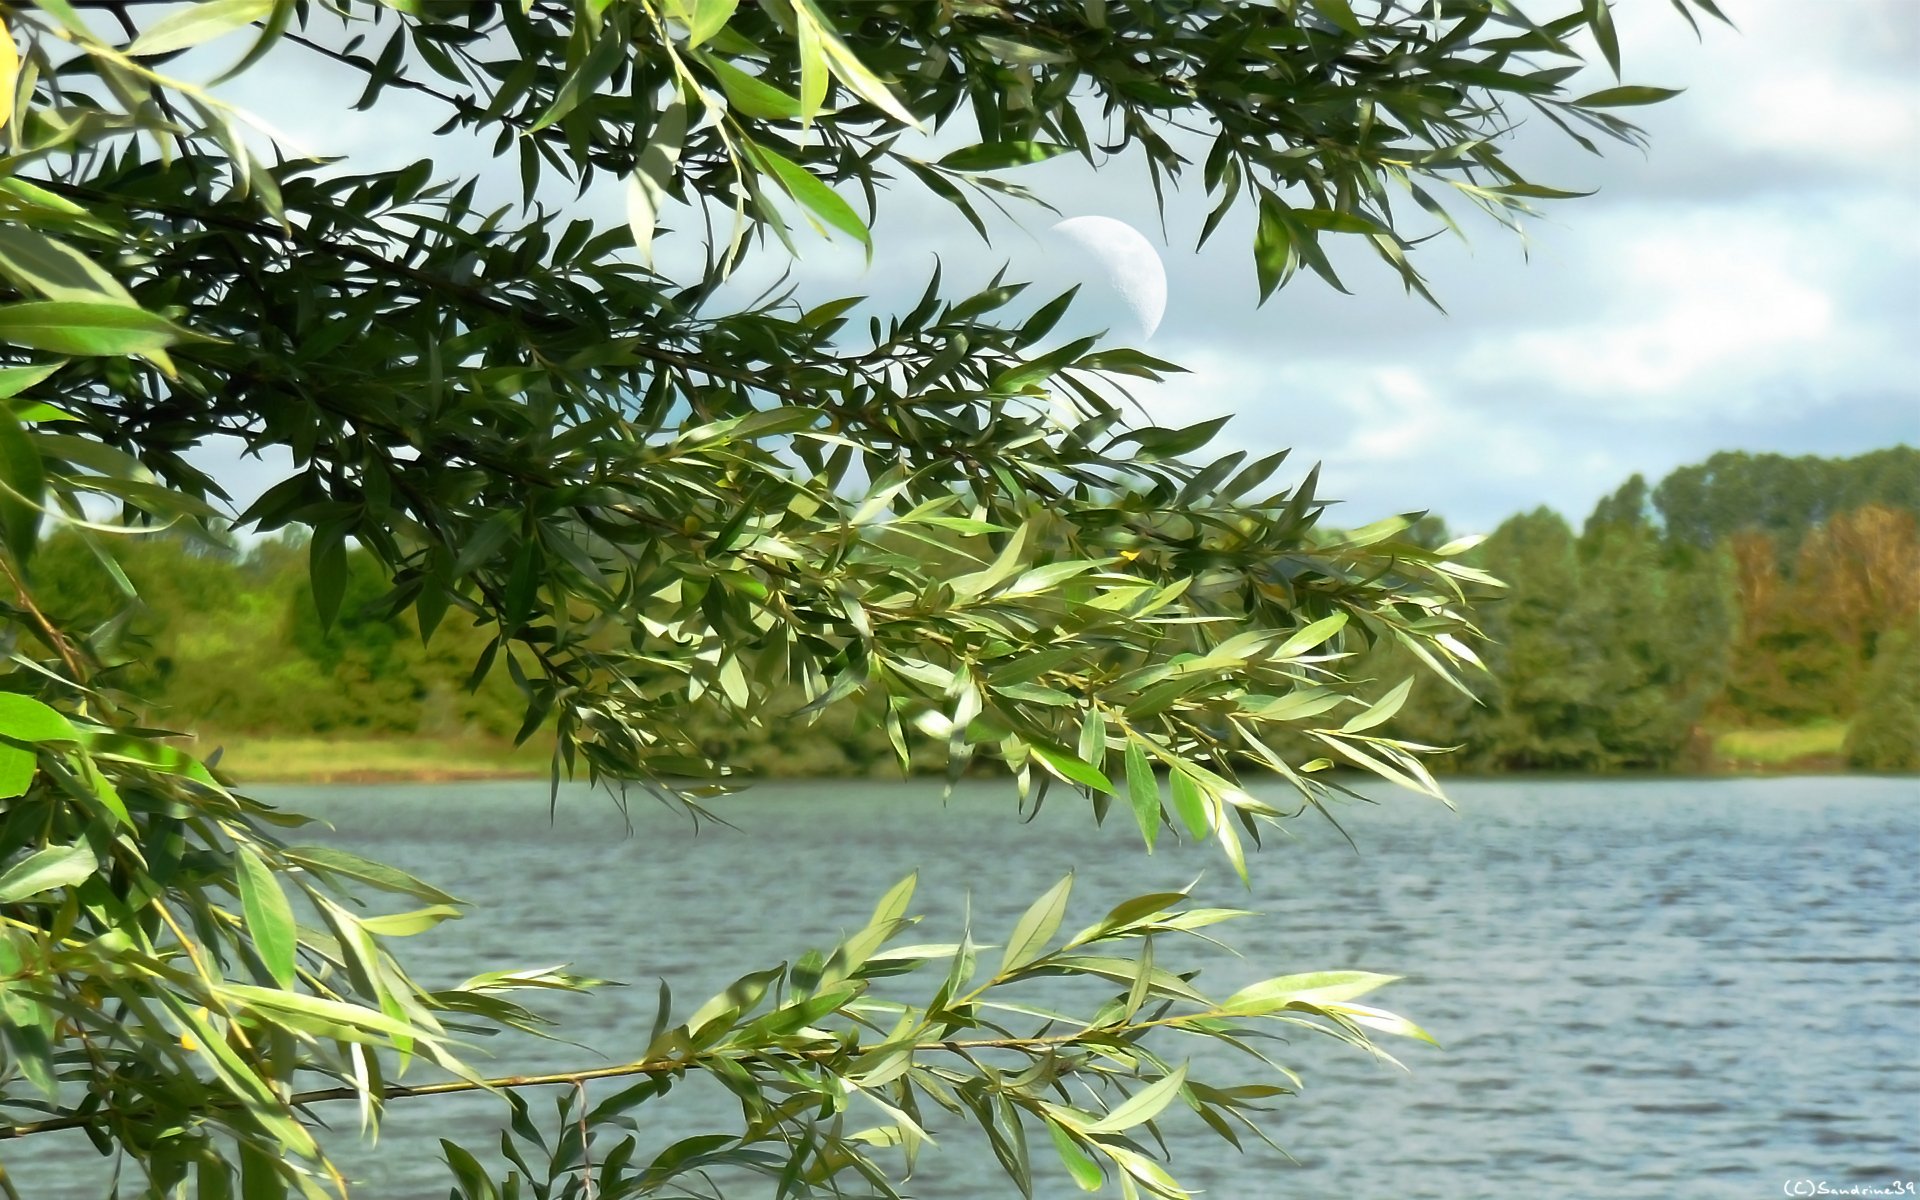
1050, 216, 1168, 340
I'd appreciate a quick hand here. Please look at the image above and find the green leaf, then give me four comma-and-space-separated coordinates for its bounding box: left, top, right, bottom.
0, 363, 63, 401
977, 35, 1073, 65
0, 843, 94, 902
1253, 191, 1293, 301
0, 301, 201, 358
238, 1141, 287, 1200
791, 0, 922, 128
1030, 743, 1113, 794
1319, 999, 1439, 1044
0, 408, 44, 565
1222, 970, 1399, 1014
627, 97, 686, 263
0, 693, 77, 743
1584, 0, 1621, 76
1086, 1064, 1187, 1133
127, 0, 274, 56
1124, 742, 1161, 852
1342, 677, 1413, 733
749, 143, 871, 249
235, 846, 298, 989
0, 744, 33, 799
359, 905, 462, 937
702, 55, 802, 120
309, 521, 348, 629
285, 845, 459, 905
1273, 612, 1348, 659
1166, 767, 1210, 838
0, 226, 135, 305
1047, 1121, 1104, 1191
1307, 0, 1366, 36
938, 142, 1073, 172
679, 0, 739, 46
1576, 85, 1683, 107
1000, 873, 1072, 975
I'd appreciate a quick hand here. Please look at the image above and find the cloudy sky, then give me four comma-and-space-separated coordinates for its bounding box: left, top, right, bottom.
218, 0, 1918, 535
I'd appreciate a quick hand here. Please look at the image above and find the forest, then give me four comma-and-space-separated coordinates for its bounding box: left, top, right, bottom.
36, 446, 1920, 778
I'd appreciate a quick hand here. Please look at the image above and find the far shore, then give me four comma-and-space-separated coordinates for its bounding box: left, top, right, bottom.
190, 726, 1871, 786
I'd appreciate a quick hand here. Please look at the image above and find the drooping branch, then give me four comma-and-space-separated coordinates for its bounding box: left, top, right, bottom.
0, 1020, 1212, 1142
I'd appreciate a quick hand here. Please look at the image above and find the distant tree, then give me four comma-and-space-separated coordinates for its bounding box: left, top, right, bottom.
1725, 505, 1920, 724
1471, 509, 1607, 769
1653, 447, 1920, 555
1582, 472, 1653, 545
0, 1, 1714, 1195
1845, 621, 1920, 772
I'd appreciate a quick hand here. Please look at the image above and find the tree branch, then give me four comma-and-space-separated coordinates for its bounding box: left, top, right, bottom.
0, 1024, 1172, 1142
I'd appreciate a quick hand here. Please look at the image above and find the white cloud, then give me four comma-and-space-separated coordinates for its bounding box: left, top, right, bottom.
1465, 208, 1843, 410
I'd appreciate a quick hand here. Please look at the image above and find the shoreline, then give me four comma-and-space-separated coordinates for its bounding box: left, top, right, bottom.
195, 735, 1887, 786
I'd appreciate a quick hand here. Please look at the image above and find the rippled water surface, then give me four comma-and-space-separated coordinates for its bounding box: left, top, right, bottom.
10, 776, 1917, 1197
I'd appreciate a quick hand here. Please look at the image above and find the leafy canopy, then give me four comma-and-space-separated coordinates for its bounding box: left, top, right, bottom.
0, 0, 1713, 1196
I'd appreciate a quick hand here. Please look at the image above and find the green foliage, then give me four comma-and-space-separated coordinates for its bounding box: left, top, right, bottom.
1846, 624, 1920, 772
0, 0, 1717, 1195
1372, 450, 1911, 774
1653, 447, 1920, 555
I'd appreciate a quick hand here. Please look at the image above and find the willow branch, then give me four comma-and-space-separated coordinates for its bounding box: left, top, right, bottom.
0, 1021, 1200, 1142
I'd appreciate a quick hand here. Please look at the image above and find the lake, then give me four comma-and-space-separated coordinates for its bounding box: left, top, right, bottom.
7, 776, 1917, 1197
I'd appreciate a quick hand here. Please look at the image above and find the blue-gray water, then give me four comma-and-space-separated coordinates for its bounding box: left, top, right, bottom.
8, 776, 1917, 1197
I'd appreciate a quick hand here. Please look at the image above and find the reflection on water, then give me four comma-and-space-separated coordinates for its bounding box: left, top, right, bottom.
9, 776, 1917, 1198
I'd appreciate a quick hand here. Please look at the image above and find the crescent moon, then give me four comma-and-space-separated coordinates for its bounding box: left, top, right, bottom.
1050, 216, 1168, 339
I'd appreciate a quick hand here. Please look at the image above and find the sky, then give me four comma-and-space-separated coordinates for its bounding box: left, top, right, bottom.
210, 0, 1919, 535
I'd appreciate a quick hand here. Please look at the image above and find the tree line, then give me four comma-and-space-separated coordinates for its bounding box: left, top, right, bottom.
36, 446, 1918, 777
1386, 447, 1919, 773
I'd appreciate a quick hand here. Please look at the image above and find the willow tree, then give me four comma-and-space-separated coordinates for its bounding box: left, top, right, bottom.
0, 1, 1711, 1194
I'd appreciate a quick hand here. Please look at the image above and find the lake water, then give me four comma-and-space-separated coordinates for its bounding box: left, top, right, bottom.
8, 776, 1917, 1197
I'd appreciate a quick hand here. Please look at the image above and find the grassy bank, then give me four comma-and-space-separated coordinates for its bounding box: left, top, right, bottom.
194, 735, 548, 783
1710, 722, 1849, 772
189, 723, 1862, 785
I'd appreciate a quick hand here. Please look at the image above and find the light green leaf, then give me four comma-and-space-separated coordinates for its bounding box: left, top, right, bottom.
701, 55, 802, 120
1086, 1064, 1187, 1134
127, 0, 274, 56
1124, 742, 1161, 851
1047, 1121, 1104, 1191
627, 97, 686, 264
1342, 677, 1414, 733
750, 142, 871, 249
1030, 743, 1113, 794
0, 226, 135, 305
0, 743, 33, 799
1222, 970, 1399, 1014
359, 905, 462, 937
1166, 767, 1210, 838
0, 693, 77, 743
285, 845, 459, 905
0, 301, 201, 358
1319, 999, 1439, 1044
1000, 873, 1072, 975
976, 35, 1073, 65
235, 846, 298, 989
689, 0, 739, 45
0, 843, 94, 902
1273, 612, 1348, 658
791, 0, 921, 128
0, 362, 63, 401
